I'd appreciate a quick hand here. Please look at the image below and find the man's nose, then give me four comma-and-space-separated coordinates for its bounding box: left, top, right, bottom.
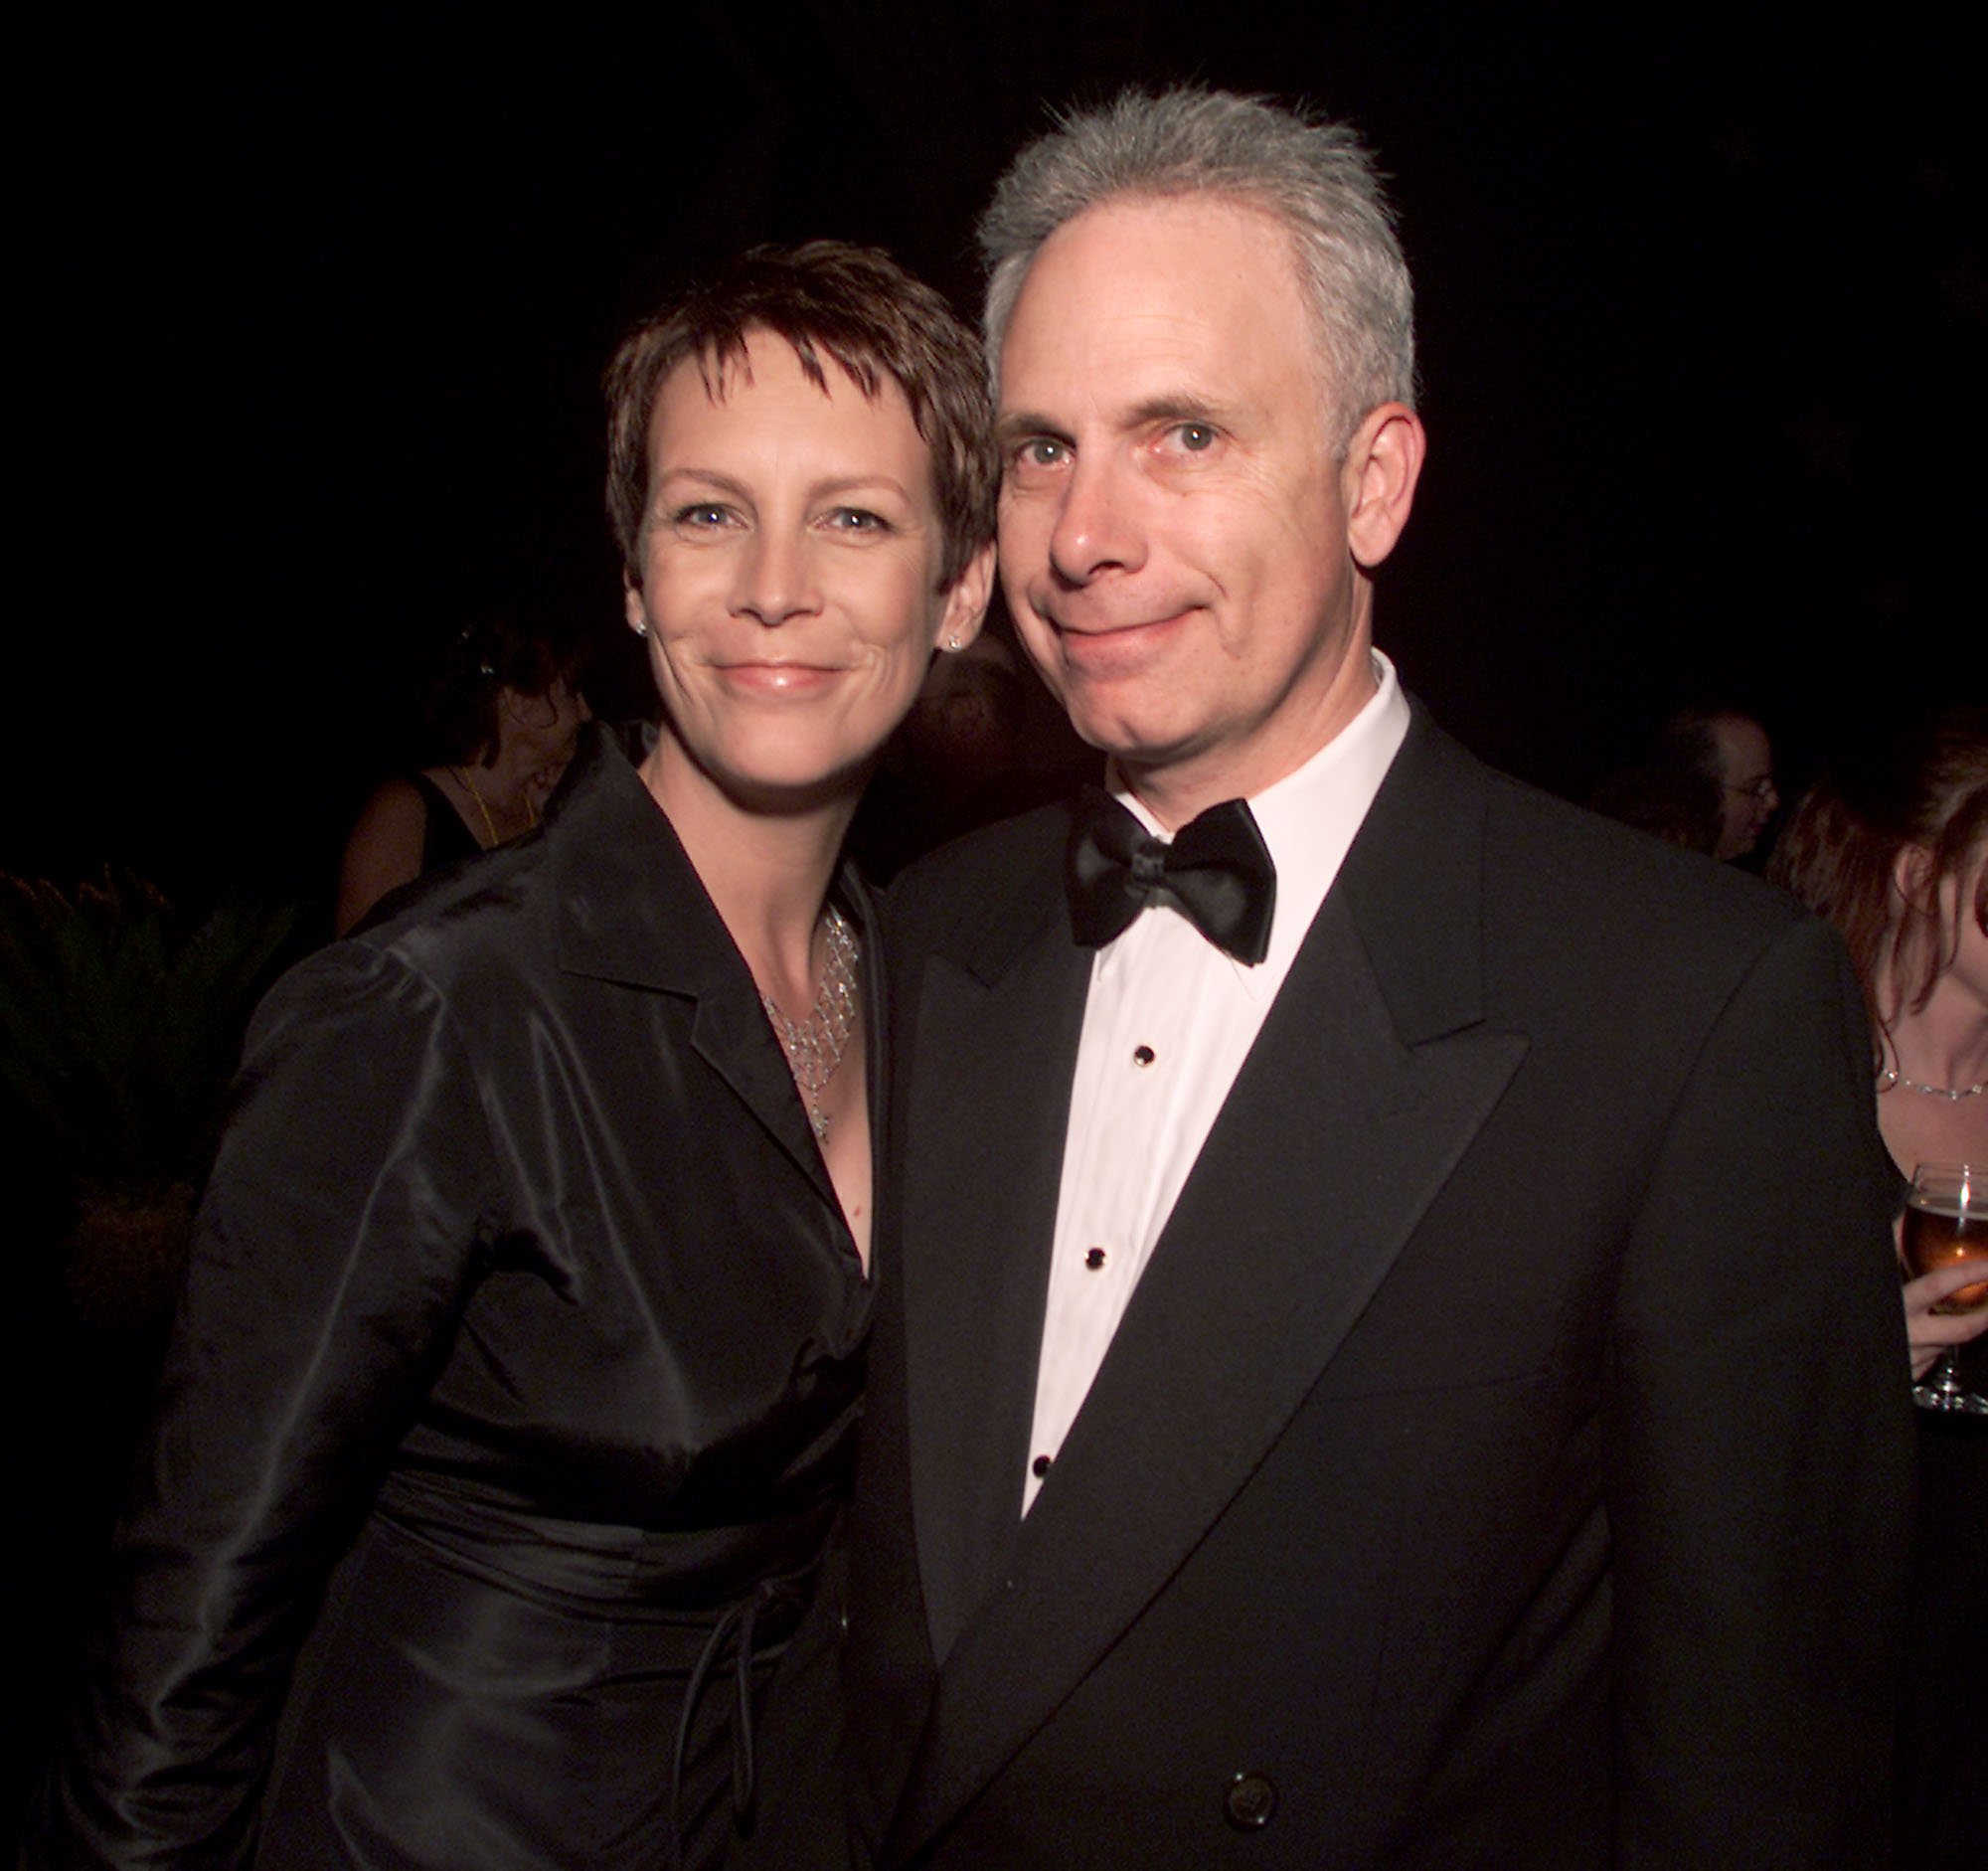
1047, 455, 1145, 585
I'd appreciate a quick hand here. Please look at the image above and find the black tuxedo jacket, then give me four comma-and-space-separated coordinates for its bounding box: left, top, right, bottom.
842, 712, 1913, 1869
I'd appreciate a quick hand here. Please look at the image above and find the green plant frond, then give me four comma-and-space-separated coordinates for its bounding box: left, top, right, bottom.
0, 866, 300, 1188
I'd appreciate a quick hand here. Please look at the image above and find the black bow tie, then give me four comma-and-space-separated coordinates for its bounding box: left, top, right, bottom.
1066, 786, 1277, 963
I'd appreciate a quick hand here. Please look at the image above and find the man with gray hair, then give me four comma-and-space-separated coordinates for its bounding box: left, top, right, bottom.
837, 89, 1909, 1867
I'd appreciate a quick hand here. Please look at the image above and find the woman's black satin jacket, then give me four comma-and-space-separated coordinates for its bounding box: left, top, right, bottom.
35, 725, 874, 1868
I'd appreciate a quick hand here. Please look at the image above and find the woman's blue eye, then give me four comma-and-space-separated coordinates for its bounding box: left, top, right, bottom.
829, 508, 887, 532
675, 504, 730, 528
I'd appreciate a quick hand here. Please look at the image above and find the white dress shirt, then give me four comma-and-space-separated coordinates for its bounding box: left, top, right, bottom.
1022, 652, 1410, 1512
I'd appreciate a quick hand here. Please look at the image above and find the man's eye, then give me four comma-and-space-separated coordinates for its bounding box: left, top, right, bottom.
1016, 437, 1069, 470
1173, 423, 1216, 451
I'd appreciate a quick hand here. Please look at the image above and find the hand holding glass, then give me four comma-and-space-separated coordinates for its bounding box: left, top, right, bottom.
1904, 1162, 1988, 1416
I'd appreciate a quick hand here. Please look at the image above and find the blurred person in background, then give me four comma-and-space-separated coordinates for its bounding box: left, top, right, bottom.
1659, 703, 1780, 862
334, 615, 593, 934
1768, 706, 1986, 1871
1769, 707, 1988, 1373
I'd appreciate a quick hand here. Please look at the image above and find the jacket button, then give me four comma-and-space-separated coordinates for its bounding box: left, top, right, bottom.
1224, 1772, 1277, 1831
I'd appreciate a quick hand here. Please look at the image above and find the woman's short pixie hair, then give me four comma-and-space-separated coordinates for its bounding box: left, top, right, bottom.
604, 241, 997, 594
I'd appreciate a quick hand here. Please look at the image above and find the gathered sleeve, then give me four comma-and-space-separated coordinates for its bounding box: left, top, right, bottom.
35, 941, 501, 1869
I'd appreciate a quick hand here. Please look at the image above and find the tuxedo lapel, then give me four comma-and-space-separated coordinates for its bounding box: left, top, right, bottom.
895, 853, 1092, 1663
890, 716, 1530, 1856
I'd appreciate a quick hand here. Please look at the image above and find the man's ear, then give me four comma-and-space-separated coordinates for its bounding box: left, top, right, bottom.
935, 540, 997, 654
1343, 401, 1425, 571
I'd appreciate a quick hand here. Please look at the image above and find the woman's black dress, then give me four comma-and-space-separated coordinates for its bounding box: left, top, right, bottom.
409, 770, 484, 872
37, 726, 873, 1869
1896, 1336, 1987, 1871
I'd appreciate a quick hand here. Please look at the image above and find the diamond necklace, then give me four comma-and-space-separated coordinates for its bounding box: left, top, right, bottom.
1879, 1064, 1987, 1102
760, 905, 860, 1141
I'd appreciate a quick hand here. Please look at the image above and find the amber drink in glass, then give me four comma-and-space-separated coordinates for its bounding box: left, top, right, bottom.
1906, 1163, 1988, 1415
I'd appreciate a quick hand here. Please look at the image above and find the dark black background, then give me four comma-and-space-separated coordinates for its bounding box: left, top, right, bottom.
19, 2, 1983, 911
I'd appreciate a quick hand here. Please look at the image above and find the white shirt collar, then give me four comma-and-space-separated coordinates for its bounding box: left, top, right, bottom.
1108, 650, 1410, 997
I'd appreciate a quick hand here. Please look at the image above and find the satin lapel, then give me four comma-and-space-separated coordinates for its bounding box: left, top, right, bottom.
893, 715, 1529, 1853
550, 726, 836, 1205
698, 876, 885, 1209
895, 852, 1091, 1666
686, 992, 837, 1202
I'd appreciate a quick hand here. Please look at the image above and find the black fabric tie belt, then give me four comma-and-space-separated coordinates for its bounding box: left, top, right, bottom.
668, 1556, 821, 1871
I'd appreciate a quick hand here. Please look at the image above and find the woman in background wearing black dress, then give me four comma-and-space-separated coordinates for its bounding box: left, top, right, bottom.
31, 242, 995, 1870
1769, 708, 1987, 1871
334, 615, 593, 935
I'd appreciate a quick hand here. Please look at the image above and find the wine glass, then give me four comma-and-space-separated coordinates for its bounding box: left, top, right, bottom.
1905, 1162, 1988, 1416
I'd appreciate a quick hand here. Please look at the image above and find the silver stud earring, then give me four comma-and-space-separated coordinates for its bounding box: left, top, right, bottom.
945, 634, 962, 652
632, 619, 648, 638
